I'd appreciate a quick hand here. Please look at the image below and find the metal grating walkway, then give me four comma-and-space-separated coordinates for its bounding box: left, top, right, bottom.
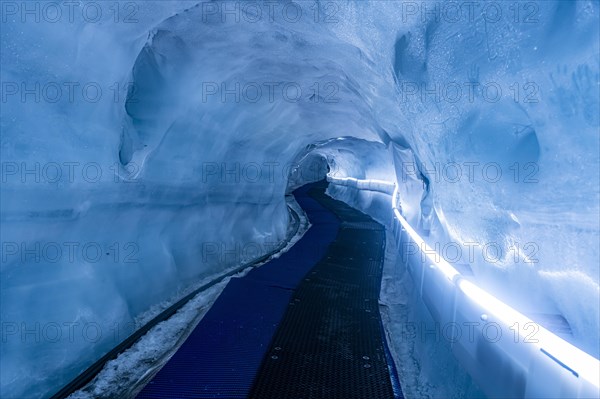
137, 181, 400, 398
249, 183, 399, 399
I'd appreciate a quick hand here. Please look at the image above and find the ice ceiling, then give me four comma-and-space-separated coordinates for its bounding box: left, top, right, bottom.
1, 1, 599, 398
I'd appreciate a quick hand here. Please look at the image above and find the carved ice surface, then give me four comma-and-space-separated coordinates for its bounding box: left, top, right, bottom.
1, 1, 598, 398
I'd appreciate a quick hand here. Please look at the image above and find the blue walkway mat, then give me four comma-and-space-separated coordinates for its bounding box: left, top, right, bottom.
137, 182, 340, 398
249, 184, 400, 399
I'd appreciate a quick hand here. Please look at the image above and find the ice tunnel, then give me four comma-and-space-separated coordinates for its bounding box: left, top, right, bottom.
1, 1, 599, 398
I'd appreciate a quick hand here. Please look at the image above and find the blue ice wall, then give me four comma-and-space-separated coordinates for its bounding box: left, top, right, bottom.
1, 1, 598, 398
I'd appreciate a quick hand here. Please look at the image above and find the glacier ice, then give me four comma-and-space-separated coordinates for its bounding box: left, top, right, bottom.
1, 1, 599, 398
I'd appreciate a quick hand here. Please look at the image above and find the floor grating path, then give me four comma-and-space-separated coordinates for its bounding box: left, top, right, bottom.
249, 182, 399, 399
138, 181, 400, 399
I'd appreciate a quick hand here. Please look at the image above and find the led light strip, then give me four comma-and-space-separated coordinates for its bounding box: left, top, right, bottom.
390, 184, 600, 395
389, 183, 600, 396
326, 175, 396, 194
327, 175, 600, 392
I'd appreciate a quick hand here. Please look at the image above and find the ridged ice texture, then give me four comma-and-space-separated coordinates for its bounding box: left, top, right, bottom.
1, 1, 598, 398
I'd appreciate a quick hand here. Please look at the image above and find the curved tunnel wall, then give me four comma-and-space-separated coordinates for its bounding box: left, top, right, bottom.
1, 1, 599, 398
